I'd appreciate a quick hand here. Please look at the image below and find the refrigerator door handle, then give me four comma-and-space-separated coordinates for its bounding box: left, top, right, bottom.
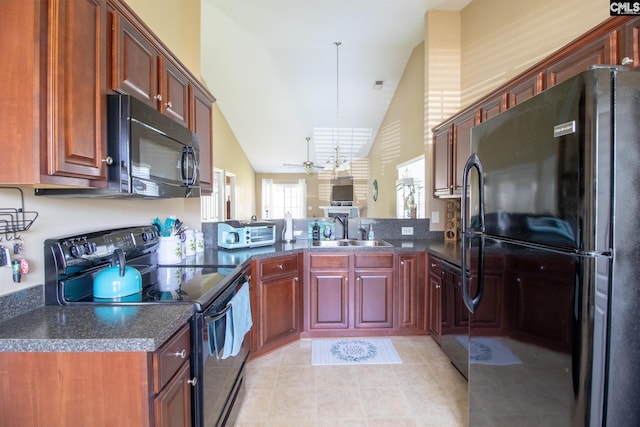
461, 153, 484, 313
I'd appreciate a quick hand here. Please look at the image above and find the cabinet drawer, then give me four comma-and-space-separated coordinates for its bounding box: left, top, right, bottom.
153, 324, 191, 393
308, 253, 350, 269
428, 255, 442, 276
354, 253, 394, 269
260, 255, 299, 278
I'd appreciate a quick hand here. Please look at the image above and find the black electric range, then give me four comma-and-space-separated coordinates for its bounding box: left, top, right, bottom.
43, 225, 250, 427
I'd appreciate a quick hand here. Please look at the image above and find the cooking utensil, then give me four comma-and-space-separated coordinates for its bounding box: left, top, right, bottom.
93, 248, 142, 298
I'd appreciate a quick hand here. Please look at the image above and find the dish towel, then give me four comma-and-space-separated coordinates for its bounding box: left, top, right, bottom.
221, 281, 252, 359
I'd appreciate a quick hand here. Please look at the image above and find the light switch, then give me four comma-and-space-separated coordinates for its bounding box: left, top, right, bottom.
401, 227, 414, 236
431, 211, 440, 224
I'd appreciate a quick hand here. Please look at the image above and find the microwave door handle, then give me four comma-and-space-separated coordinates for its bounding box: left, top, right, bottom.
180, 147, 198, 186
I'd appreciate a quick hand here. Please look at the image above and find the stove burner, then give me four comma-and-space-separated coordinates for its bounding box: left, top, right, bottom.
145, 286, 189, 301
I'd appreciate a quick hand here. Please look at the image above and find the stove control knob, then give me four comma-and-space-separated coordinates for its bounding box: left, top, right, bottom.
142, 231, 157, 242
69, 244, 85, 258
83, 242, 97, 255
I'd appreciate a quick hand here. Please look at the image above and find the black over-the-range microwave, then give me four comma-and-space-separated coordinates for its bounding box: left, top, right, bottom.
36, 94, 200, 198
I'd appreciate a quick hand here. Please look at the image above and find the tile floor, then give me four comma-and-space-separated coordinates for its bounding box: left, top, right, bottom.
235, 336, 468, 426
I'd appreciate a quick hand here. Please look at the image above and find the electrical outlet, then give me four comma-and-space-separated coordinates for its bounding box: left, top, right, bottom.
431, 211, 440, 224
401, 227, 414, 236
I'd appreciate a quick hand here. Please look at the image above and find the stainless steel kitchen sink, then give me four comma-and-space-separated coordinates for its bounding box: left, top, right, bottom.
311, 239, 393, 247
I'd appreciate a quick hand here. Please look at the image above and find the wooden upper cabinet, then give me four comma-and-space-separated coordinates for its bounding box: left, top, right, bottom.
452, 110, 477, 196
507, 72, 544, 107
47, 0, 108, 181
546, 31, 619, 87
110, 10, 190, 128
433, 125, 452, 197
159, 57, 190, 128
110, 12, 159, 107
479, 94, 507, 122
622, 17, 640, 70
433, 109, 478, 198
191, 87, 214, 194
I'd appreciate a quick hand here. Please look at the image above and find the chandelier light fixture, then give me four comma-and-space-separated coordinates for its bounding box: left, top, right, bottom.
325, 41, 350, 172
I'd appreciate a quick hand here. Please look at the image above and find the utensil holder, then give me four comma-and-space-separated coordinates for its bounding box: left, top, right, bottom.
158, 235, 182, 264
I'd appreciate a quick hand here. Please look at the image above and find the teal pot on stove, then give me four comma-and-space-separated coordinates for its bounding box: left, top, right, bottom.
93, 248, 142, 299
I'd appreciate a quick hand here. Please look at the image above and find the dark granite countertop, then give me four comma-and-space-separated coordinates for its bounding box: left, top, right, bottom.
0, 304, 194, 352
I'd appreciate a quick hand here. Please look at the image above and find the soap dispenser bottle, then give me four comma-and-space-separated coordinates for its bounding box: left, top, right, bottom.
367, 224, 375, 240
312, 222, 320, 241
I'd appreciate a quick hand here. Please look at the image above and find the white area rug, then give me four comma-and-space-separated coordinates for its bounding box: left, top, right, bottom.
311, 338, 402, 366
455, 336, 522, 365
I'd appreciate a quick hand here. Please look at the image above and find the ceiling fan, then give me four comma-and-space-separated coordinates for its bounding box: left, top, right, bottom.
283, 137, 324, 174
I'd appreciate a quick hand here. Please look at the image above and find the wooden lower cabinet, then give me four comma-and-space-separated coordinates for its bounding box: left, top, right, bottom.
251, 254, 303, 356
397, 252, 425, 332
0, 324, 192, 427
354, 271, 393, 328
307, 253, 350, 330
427, 255, 443, 342
304, 252, 408, 336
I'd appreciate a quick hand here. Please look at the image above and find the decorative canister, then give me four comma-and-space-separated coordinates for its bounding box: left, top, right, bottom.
195, 231, 205, 253
183, 229, 196, 257
158, 235, 182, 264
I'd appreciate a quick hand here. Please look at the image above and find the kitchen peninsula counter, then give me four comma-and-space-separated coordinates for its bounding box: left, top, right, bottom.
0, 237, 460, 351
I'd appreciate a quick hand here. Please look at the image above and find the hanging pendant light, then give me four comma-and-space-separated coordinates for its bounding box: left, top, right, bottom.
325, 41, 350, 172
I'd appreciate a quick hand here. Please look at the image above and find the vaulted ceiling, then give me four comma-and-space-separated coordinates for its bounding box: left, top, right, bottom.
201, 0, 472, 173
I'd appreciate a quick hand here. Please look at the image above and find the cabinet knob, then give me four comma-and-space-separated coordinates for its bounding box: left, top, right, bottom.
165, 101, 173, 109
400, 261, 405, 266
102, 156, 113, 165
154, 94, 162, 102
173, 349, 187, 359
431, 263, 436, 268
436, 284, 440, 289
187, 377, 198, 386
278, 263, 284, 270
622, 56, 634, 66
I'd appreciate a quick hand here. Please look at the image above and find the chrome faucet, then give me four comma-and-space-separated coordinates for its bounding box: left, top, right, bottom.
333, 214, 349, 240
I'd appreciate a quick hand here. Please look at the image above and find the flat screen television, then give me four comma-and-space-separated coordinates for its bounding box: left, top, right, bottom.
331, 184, 354, 206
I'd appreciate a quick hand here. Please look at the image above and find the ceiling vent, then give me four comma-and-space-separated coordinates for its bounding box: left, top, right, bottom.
373, 80, 384, 90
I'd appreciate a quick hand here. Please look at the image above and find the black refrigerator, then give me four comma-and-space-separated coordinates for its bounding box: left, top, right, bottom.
461, 67, 640, 426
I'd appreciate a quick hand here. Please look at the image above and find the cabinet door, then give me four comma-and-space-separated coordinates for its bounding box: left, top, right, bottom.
160, 57, 189, 128
397, 253, 424, 331
427, 271, 442, 342
507, 72, 544, 107
258, 274, 301, 349
47, 0, 107, 180
479, 94, 507, 122
111, 12, 160, 108
191, 86, 214, 194
154, 361, 192, 427
546, 31, 618, 87
452, 110, 477, 195
354, 269, 394, 329
622, 17, 640, 71
433, 124, 452, 197
309, 270, 349, 329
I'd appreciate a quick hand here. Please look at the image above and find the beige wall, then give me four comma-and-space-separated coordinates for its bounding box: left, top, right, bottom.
213, 105, 256, 220
367, 42, 426, 218
460, 0, 610, 106
366, 0, 610, 228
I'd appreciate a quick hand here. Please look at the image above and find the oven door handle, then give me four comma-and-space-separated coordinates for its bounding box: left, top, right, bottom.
204, 304, 231, 323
